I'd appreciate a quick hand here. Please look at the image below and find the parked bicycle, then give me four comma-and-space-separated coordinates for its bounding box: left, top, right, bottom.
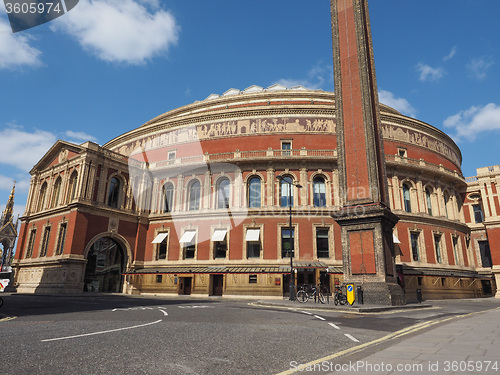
296, 284, 326, 304
333, 285, 347, 306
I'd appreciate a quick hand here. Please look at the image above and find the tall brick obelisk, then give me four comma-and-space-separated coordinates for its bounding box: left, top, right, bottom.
330, 0, 405, 305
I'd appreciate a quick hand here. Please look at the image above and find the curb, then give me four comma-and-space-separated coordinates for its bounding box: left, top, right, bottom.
253, 300, 433, 313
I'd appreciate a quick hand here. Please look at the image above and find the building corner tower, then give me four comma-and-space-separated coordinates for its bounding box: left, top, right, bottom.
330, 0, 405, 305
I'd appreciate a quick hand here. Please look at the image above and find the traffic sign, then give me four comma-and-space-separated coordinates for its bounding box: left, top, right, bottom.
346, 283, 355, 305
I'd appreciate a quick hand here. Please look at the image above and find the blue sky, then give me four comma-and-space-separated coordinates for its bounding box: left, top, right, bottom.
1, 0, 499, 219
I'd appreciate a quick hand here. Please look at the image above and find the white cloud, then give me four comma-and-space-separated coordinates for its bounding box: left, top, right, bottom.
444, 103, 500, 141
64, 130, 98, 143
275, 62, 333, 91
378, 90, 417, 118
416, 63, 445, 82
0, 174, 30, 192
0, 175, 18, 191
467, 57, 493, 80
443, 46, 457, 61
0, 19, 42, 69
0, 127, 56, 171
136, 0, 160, 9
50, 0, 179, 65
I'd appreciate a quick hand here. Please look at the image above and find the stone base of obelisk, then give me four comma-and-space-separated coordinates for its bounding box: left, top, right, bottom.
354, 281, 406, 306
334, 204, 406, 306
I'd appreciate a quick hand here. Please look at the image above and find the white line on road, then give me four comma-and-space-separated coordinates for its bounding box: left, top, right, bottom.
300, 311, 313, 315
314, 315, 326, 321
328, 323, 340, 329
344, 333, 360, 343
158, 309, 168, 316
41, 320, 163, 342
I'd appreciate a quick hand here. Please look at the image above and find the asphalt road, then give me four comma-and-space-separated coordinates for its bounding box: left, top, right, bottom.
1, 294, 499, 375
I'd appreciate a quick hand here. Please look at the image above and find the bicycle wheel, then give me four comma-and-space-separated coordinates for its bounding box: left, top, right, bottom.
317, 291, 326, 304
296, 290, 308, 303
339, 294, 347, 305
334, 294, 339, 306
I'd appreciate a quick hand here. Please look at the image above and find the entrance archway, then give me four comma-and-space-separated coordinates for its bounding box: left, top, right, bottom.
84, 237, 125, 293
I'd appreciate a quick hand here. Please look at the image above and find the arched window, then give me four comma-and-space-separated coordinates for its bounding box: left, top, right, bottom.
51, 177, 62, 208
425, 188, 433, 216
188, 180, 201, 211
248, 177, 261, 208
217, 178, 230, 209
313, 176, 326, 207
37, 183, 47, 212
280, 176, 294, 207
67, 172, 78, 202
402, 183, 411, 213
163, 183, 174, 213
107, 177, 121, 208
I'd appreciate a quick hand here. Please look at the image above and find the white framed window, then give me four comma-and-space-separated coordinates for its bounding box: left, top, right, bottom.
55, 221, 68, 256
212, 228, 228, 259
152, 231, 169, 260
247, 176, 261, 208
180, 230, 197, 259
39, 225, 51, 257
188, 180, 201, 211
216, 178, 230, 209
163, 183, 174, 213
245, 227, 262, 259
281, 139, 292, 156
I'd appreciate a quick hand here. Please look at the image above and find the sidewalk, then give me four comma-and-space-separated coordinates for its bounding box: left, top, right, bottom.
332, 307, 500, 375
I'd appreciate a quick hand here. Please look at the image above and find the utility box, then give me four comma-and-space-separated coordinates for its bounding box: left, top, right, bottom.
356, 286, 363, 305
416, 288, 423, 303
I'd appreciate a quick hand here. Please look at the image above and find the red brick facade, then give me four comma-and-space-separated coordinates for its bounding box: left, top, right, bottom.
10, 87, 496, 299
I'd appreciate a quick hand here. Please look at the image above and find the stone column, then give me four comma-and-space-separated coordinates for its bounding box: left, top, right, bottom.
266, 168, 275, 207
299, 168, 308, 206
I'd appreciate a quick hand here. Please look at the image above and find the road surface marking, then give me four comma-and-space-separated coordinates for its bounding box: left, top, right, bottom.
158, 309, 168, 316
112, 306, 153, 311
178, 305, 214, 309
313, 315, 325, 321
328, 323, 340, 329
299, 311, 313, 315
344, 333, 360, 342
41, 319, 162, 342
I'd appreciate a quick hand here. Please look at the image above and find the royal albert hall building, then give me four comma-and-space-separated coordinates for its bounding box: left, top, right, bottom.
12, 85, 498, 300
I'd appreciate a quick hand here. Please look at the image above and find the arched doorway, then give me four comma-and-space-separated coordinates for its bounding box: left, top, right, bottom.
84, 237, 125, 293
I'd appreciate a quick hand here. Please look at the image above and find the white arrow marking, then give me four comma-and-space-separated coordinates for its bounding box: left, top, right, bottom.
158, 309, 168, 316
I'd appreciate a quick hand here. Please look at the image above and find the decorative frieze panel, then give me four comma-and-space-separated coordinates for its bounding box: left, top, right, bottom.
112, 117, 336, 156
382, 124, 461, 167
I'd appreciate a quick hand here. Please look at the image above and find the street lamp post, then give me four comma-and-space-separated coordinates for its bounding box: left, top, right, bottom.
277, 176, 302, 301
